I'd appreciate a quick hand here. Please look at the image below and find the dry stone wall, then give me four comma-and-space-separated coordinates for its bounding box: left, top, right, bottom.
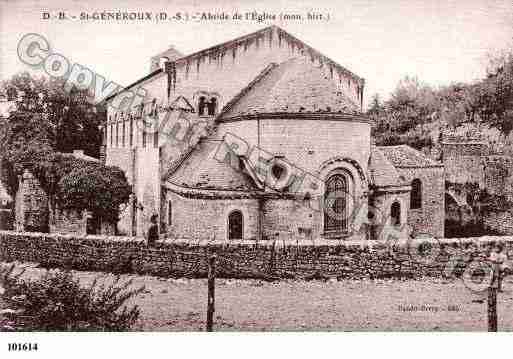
1, 231, 510, 280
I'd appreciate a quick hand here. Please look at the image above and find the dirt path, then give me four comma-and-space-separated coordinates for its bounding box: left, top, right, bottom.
3, 262, 513, 331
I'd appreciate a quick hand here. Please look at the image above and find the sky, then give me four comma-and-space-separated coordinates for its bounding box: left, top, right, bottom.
0, 0, 512, 107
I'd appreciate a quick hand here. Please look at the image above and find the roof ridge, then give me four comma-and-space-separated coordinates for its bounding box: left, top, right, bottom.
216, 62, 279, 120
105, 25, 364, 103
218, 57, 361, 118
379, 144, 443, 167
169, 25, 363, 84
369, 146, 405, 188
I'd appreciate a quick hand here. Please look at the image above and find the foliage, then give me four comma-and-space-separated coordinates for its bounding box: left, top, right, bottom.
369, 50, 513, 150
56, 160, 132, 223
445, 180, 513, 214
477, 52, 513, 135
0, 72, 104, 196
1, 72, 104, 156
0, 264, 144, 331
0, 72, 130, 223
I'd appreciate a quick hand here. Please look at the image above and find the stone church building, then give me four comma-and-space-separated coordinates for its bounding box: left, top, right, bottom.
104, 26, 444, 241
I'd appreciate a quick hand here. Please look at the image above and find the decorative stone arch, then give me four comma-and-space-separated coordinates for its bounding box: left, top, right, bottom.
193, 91, 223, 116
319, 157, 368, 189
317, 157, 369, 236
390, 201, 401, 226
323, 168, 353, 233
227, 210, 243, 240
382, 195, 408, 227
223, 203, 250, 240
192, 91, 210, 103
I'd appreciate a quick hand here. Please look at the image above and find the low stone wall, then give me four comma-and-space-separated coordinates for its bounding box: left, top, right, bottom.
0, 230, 511, 279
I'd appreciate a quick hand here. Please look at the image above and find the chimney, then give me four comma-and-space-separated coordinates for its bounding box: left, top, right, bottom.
150, 45, 183, 73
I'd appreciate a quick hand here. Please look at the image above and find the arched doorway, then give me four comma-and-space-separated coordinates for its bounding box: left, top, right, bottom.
324, 173, 349, 233
390, 201, 401, 226
228, 210, 243, 240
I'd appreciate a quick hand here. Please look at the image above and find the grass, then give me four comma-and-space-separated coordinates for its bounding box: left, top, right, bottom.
2, 261, 513, 331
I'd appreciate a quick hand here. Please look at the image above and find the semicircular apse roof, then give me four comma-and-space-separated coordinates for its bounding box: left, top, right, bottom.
219, 57, 361, 120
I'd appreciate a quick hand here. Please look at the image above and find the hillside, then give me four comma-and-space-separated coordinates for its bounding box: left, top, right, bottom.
368, 52, 513, 157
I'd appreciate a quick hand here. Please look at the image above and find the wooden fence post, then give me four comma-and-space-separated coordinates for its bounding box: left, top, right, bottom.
206, 254, 216, 332
488, 264, 498, 332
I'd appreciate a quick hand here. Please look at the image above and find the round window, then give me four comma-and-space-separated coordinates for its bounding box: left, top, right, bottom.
271, 163, 286, 180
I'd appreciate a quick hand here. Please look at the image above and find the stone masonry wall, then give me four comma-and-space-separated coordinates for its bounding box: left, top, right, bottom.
484, 210, 513, 235
484, 155, 513, 201
14, 170, 48, 232
397, 166, 445, 238
263, 198, 320, 241
442, 142, 486, 186
166, 191, 259, 241
1, 230, 511, 280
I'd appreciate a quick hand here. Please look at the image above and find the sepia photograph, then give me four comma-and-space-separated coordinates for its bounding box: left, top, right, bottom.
0, 0, 512, 357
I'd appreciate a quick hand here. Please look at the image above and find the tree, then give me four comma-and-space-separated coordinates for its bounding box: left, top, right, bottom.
0, 72, 129, 230
368, 76, 437, 150
1, 72, 103, 158
57, 159, 131, 223
477, 52, 513, 134
368, 49, 513, 151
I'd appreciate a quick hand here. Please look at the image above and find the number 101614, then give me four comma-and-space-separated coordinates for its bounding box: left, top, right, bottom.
8, 343, 38, 351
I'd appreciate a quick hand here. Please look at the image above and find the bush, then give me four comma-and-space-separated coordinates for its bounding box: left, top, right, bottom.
0, 264, 144, 331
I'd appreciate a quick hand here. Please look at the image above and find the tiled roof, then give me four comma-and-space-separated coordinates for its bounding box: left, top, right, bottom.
369, 147, 406, 187
167, 139, 258, 191
378, 145, 443, 168
219, 58, 360, 119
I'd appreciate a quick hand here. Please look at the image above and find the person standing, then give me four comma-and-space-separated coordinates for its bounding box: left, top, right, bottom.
489, 243, 508, 292
147, 214, 159, 247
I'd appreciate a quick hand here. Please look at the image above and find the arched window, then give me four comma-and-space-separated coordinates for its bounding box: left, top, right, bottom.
207, 97, 217, 116
271, 163, 286, 180
466, 193, 473, 206
168, 201, 172, 225
107, 115, 111, 146
115, 121, 119, 147
153, 129, 159, 148
391, 201, 401, 226
228, 210, 243, 240
122, 118, 126, 147
151, 98, 157, 117
324, 173, 348, 232
410, 179, 422, 209
198, 96, 207, 116
129, 115, 133, 147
